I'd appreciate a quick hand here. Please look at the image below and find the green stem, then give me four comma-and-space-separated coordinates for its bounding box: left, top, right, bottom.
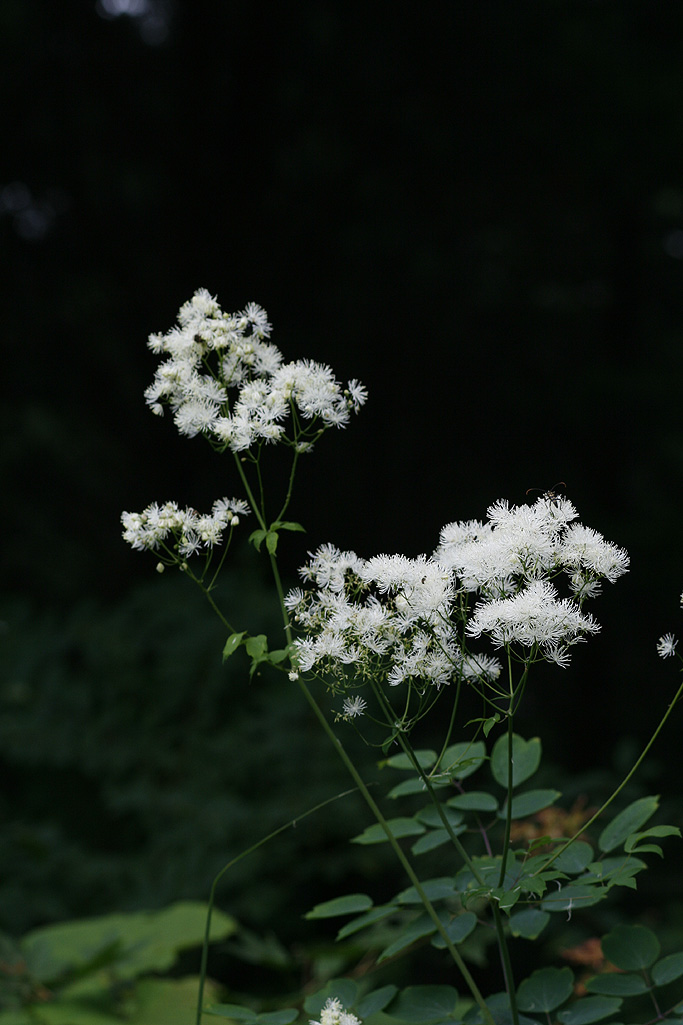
274, 448, 300, 524
380, 704, 518, 1016
294, 675, 495, 1025
195, 788, 360, 1025
491, 903, 518, 1016
371, 680, 485, 885
266, 550, 494, 1024
497, 709, 515, 888
269, 551, 293, 646
184, 568, 237, 633
537, 668, 683, 876
233, 454, 267, 531
494, 651, 524, 1025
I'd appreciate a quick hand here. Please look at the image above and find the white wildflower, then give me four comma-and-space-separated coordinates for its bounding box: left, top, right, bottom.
434, 496, 627, 602
342, 695, 367, 718
346, 379, 368, 411
466, 580, 599, 664
310, 996, 362, 1025
657, 633, 678, 658
142, 291, 365, 454
560, 524, 629, 582
121, 497, 248, 557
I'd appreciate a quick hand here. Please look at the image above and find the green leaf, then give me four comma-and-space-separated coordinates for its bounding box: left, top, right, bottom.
378, 913, 437, 961
305, 894, 373, 920
411, 829, 452, 855
265, 531, 278, 555
625, 843, 663, 857
448, 791, 499, 812
222, 631, 246, 661
557, 996, 622, 1024
483, 714, 501, 736
505, 788, 561, 819
553, 841, 594, 874
441, 741, 486, 780
431, 911, 477, 948
582, 855, 646, 885
357, 985, 398, 1018
245, 634, 268, 659
601, 924, 661, 971
388, 776, 449, 799
463, 992, 540, 1025
517, 966, 574, 1013
498, 887, 523, 912
415, 805, 464, 829
625, 824, 680, 854
22, 903, 236, 985
271, 520, 306, 533
248, 529, 268, 552
385, 749, 437, 770
585, 974, 649, 996
490, 735, 541, 789
509, 909, 551, 939
394, 877, 458, 904
541, 883, 605, 913
388, 984, 459, 1023
652, 951, 683, 986
598, 796, 659, 853
351, 818, 425, 845
336, 905, 397, 940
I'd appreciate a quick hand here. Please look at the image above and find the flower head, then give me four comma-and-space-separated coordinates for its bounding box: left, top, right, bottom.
121, 497, 247, 558
657, 633, 678, 658
435, 495, 628, 606
342, 695, 367, 719
144, 290, 366, 454
466, 579, 600, 665
310, 997, 362, 1025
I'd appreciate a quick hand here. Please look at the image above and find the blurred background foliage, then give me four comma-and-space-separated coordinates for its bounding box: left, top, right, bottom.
2, 0, 683, 995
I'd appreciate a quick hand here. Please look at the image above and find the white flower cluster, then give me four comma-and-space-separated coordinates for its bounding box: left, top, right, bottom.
121, 497, 249, 558
466, 580, 598, 668
434, 496, 629, 667
144, 289, 367, 451
286, 544, 502, 689
310, 997, 362, 1025
435, 497, 629, 600
289, 497, 629, 684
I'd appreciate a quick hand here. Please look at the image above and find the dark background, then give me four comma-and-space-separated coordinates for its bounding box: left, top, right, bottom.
2, 0, 683, 949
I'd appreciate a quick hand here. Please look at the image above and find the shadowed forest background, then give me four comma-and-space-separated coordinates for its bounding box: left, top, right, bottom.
2, 0, 683, 990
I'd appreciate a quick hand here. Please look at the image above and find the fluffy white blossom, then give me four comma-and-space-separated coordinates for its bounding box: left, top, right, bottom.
342, 695, 367, 718
289, 544, 498, 690
435, 496, 628, 600
144, 290, 366, 452
121, 497, 248, 556
290, 496, 628, 684
466, 580, 599, 664
657, 633, 678, 658
310, 997, 362, 1025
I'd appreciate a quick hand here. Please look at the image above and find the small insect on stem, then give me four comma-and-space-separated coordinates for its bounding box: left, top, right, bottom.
526, 481, 566, 505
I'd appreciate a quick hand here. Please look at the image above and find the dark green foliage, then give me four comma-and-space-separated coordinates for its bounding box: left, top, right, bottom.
0, 572, 392, 936
0, 902, 234, 1025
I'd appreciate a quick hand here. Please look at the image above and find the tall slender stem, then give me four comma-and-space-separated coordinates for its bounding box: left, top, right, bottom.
233, 454, 267, 530
266, 547, 494, 1024
294, 674, 495, 1025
